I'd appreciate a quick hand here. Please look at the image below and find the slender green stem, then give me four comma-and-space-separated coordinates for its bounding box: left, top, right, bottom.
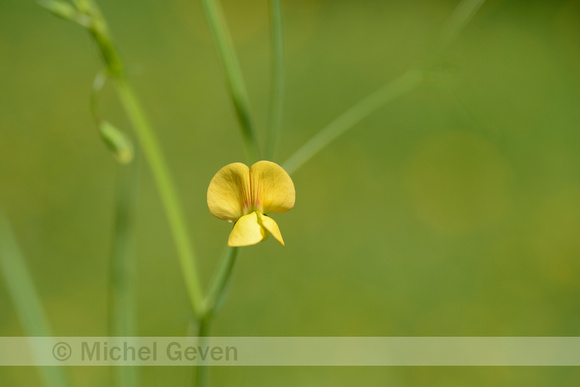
68, 1, 205, 316
0, 212, 51, 336
203, 246, 240, 319
85, 2, 124, 78
428, 0, 485, 63
92, 37, 138, 387
282, 0, 485, 175
194, 246, 239, 387
283, 70, 423, 175
199, 0, 260, 163
194, 316, 210, 387
108, 159, 140, 387
114, 76, 204, 316
265, 0, 284, 160
0, 210, 69, 387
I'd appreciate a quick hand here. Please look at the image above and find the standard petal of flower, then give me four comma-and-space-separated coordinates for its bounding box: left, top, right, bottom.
228, 212, 268, 247
207, 162, 250, 222
258, 213, 285, 246
250, 160, 295, 214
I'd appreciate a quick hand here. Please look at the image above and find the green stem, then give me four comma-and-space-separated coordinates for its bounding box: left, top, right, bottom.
427, 0, 485, 63
282, 70, 423, 175
0, 210, 69, 387
199, 0, 260, 163
78, 1, 205, 316
108, 159, 139, 387
265, 0, 284, 160
114, 76, 204, 316
194, 316, 210, 387
204, 246, 240, 319
282, 0, 486, 176
194, 246, 239, 387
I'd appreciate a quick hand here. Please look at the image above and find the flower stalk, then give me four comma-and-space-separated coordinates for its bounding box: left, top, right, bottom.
195, 246, 240, 387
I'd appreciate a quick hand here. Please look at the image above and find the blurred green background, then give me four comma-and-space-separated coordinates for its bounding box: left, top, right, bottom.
2, 0, 580, 385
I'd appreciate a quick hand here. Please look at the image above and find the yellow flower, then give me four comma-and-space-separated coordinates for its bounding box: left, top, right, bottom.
207, 161, 295, 247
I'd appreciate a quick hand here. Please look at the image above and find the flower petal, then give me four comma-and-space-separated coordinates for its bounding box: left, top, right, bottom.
207, 162, 250, 222
228, 212, 267, 247
250, 161, 295, 214
258, 213, 285, 246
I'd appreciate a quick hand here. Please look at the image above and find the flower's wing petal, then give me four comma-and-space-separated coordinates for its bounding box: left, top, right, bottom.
208, 162, 250, 222
228, 212, 268, 247
250, 161, 295, 214
258, 213, 285, 246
